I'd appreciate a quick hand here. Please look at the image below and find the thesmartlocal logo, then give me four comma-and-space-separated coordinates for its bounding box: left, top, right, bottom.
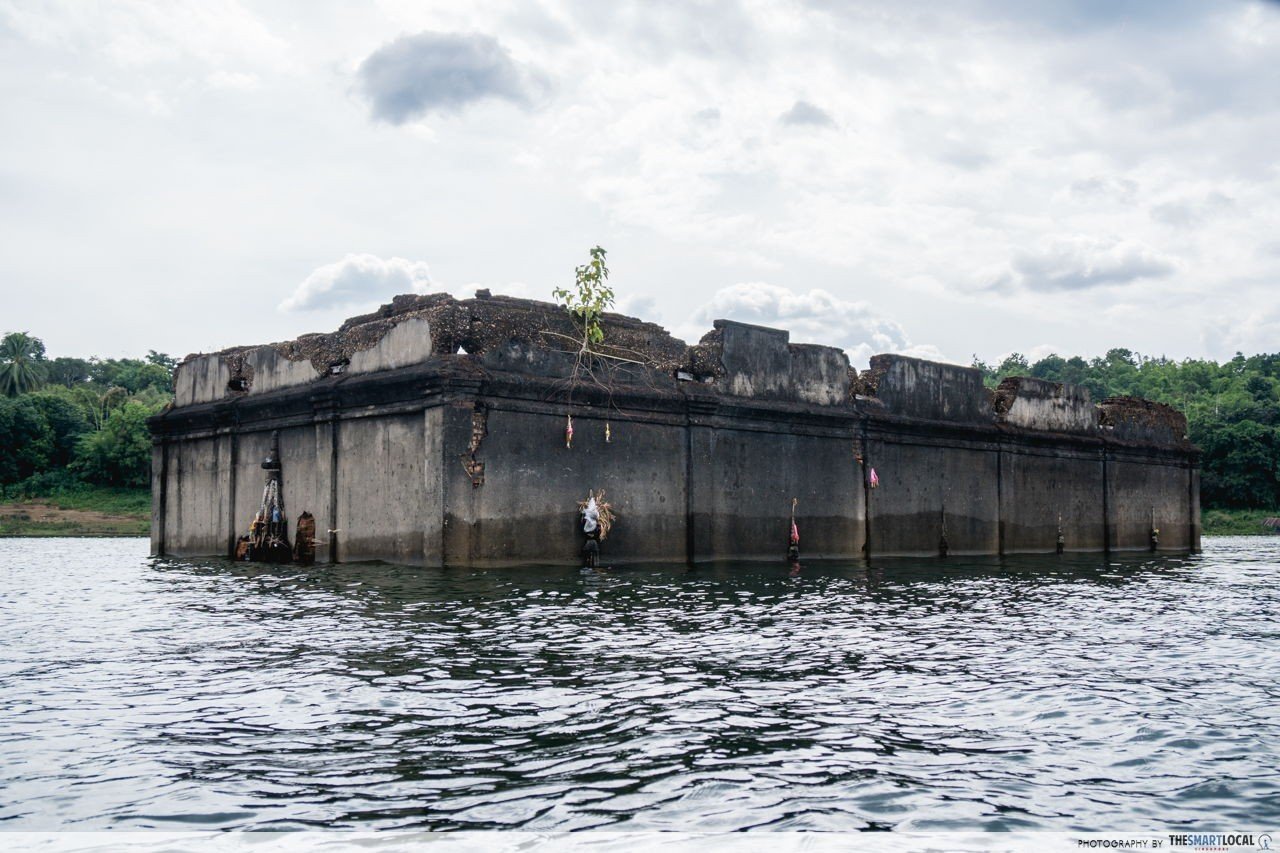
1166, 834, 1271, 851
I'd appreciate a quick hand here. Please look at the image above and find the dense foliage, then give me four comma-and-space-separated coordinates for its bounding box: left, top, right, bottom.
973, 349, 1280, 510
0, 333, 173, 497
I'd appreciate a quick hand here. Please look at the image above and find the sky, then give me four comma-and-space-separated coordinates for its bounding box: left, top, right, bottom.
3, 0, 1280, 370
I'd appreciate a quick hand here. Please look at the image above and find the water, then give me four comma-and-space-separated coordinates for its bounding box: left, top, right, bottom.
1, 538, 1277, 832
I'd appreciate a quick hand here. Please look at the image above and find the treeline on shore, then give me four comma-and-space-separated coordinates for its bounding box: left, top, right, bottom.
2, 331, 1279, 515
0, 332, 173, 499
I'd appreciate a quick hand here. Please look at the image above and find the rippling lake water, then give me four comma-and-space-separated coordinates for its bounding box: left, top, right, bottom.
1, 537, 1277, 832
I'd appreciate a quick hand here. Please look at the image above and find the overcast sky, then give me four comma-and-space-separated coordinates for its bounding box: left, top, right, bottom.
4, 0, 1279, 369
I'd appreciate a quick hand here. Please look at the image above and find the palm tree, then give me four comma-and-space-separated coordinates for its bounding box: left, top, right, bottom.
0, 331, 48, 396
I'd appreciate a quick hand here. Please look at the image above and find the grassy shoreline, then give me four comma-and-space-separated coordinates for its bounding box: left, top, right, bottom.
1201, 508, 1280, 537
0, 487, 149, 537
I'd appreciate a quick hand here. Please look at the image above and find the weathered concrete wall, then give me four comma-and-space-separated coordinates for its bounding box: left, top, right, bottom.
273, 425, 327, 555
995, 377, 1096, 434
718, 321, 791, 400
153, 390, 1197, 564
712, 321, 851, 405
860, 355, 990, 424
689, 424, 863, 561
1109, 455, 1195, 551
865, 436, 1000, 556
244, 348, 321, 396
422, 408, 445, 565
151, 291, 1199, 565
336, 413, 430, 565
442, 407, 688, 565
150, 444, 165, 556
1190, 467, 1202, 547
789, 345, 853, 407
348, 317, 433, 376
163, 435, 225, 555
1001, 447, 1105, 552
173, 355, 231, 408
231, 430, 271, 551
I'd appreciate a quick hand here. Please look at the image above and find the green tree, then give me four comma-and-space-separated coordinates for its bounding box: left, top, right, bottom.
112, 360, 173, 394
1029, 354, 1067, 381
1195, 419, 1280, 508
72, 385, 130, 430
970, 354, 994, 382
552, 246, 614, 351
0, 396, 54, 483
1245, 374, 1277, 403
995, 352, 1030, 378
0, 331, 48, 396
27, 389, 90, 468
146, 350, 178, 373
46, 356, 94, 387
73, 401, 153, 487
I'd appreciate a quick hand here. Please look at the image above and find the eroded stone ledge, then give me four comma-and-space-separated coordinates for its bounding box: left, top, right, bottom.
168, 291, 1192, 448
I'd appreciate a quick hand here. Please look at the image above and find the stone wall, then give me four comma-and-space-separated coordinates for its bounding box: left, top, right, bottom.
688, 421, 865, 562
441, 407, 690, 565
994, 376, 1096, 434
152, 293, 1199, 565
1000, 448, 1106, 552
857, 355, 992, 424
864, 435, 1000, 556
328, 414, 428, 564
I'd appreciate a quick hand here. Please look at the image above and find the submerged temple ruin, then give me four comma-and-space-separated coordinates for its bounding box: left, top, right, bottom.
149, 292, 1200, 565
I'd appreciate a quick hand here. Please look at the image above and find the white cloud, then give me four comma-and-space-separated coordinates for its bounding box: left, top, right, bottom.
206, 70, 259, 90
0, 0, 293, 71
1203, 305, 1280, 359
616, 292, 658, 320
993, 235, 1180, 292
280, 254, 433, 312
1067, 175, 1139, 204
1150, 191, 1235, 226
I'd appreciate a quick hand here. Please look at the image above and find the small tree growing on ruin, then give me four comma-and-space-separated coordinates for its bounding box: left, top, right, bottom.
548, 246, 650, 421
553, 246, 614, 356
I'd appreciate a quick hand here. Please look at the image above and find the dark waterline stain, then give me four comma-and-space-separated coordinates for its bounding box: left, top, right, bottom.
0, 537, 1277, 831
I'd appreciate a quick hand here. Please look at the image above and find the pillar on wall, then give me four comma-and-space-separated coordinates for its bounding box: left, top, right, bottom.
995, 440, 1005, 556
151, 440, 168, 557
221, 431, 238, 559
1188, 463, 1201, 552
439, 402, 474, 567
859, 421, 872, 561
327, 419, 339, 564
422, 406, 445, 567
685, 395, 719, 563
1102, 449, 1114, 552
310, 391, 340, 565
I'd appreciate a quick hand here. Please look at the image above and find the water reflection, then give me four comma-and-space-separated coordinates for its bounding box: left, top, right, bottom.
0, 538, 1276, 831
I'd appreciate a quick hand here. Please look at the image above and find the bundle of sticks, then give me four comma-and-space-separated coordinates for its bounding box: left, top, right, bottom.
578, 489, 617, 541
